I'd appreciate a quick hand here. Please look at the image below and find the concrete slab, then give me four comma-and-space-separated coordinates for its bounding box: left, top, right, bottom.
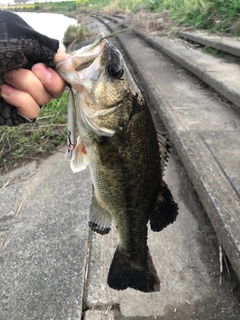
178, 30, 240, 58
201, 131, 240, 196
0, 150, 91, 320
116, 35, 240, 133
84, 310, 116, 320
174, 131, 240, 278
119, 151, 230, 318
86, 226, 120, 308
136, 30, 240, 110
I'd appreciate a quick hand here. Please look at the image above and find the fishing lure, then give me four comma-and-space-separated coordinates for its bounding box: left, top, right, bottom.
65, 87, 76, 160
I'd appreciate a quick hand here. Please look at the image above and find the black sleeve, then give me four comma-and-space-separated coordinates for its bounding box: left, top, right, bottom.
0, 10, 59, 126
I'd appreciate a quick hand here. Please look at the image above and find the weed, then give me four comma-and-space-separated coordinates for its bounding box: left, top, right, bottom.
146, 0, 240, 34
202, 45, 222, 57
63, 25, 90, 47
0, 92, 69, 174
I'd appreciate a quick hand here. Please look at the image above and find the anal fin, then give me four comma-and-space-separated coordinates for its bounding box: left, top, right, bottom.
89, 190, 112, 235
150, 181, 178, 232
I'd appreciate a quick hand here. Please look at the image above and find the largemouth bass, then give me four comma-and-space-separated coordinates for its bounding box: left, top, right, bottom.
57, 34, 178, 292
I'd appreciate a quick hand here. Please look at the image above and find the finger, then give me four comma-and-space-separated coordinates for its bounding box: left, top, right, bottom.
55, 48, 69, 62
1, 84, 41, 119
31, 63, 66, 98
30, 48, 69, 98
4, 68, 52, 105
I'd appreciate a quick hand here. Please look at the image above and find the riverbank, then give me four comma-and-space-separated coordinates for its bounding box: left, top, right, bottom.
4, 0, 240, 35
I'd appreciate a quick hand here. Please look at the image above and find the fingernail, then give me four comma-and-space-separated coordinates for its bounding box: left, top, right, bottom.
4, 70, 16, 81
1, 85, 13, 96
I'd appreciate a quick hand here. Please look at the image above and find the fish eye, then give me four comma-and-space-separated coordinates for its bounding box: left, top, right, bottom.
106, 63, 124, 79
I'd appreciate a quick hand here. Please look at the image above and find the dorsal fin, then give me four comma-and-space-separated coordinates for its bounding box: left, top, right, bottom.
157, 132, 171, 173
150, 181, 178, 232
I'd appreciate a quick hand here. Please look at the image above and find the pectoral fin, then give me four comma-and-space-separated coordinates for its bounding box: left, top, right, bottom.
150, 181, 178, 232
89, 189, 112, 235
70, 137, 89, 173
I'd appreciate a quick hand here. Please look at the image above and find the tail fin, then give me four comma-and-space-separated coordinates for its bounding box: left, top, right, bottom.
107, 246, 160, 292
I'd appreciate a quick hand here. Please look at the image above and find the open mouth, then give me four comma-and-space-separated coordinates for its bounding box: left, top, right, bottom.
56, 33, 108, 91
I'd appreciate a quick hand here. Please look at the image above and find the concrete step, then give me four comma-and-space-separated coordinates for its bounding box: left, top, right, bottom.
134, 30, 240, 111
96, 13, 240, 112
177, 30, 240, 58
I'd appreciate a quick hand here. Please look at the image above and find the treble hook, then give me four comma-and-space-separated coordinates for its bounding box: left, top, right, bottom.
65, 87, 76, 160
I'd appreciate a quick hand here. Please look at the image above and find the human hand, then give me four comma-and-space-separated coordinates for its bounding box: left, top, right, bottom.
1, 48, 68, 120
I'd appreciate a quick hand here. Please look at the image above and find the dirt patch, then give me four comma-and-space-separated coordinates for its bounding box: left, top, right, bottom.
124, 11, 176, 37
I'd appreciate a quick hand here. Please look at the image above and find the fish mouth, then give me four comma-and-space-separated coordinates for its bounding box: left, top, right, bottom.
72, 35, 125, 90
56, 33, 107, 88
71, 32, 107, 72
56, 33, 124, 91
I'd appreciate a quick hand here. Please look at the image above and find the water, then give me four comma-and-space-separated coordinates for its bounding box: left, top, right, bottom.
15, 12, 78, 49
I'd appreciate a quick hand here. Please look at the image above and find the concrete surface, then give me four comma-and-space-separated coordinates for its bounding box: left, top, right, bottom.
0, 151, 91, 320
178, 30, 240, 58
135, 30, 240, 111
84, 310, 116, 320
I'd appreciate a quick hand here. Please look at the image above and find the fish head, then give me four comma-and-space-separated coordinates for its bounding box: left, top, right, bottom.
56, 32, 106, 90
57, 33, 141, 136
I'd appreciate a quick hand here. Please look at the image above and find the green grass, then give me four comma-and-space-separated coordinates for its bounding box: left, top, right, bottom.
0, 92, 68, 174
5, 0, 143, 14
5, 0, 240, 34
63, 25, 91, 47
202, 45, 223, 57
147, 0, 240, 33
7, 1, 77, 12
